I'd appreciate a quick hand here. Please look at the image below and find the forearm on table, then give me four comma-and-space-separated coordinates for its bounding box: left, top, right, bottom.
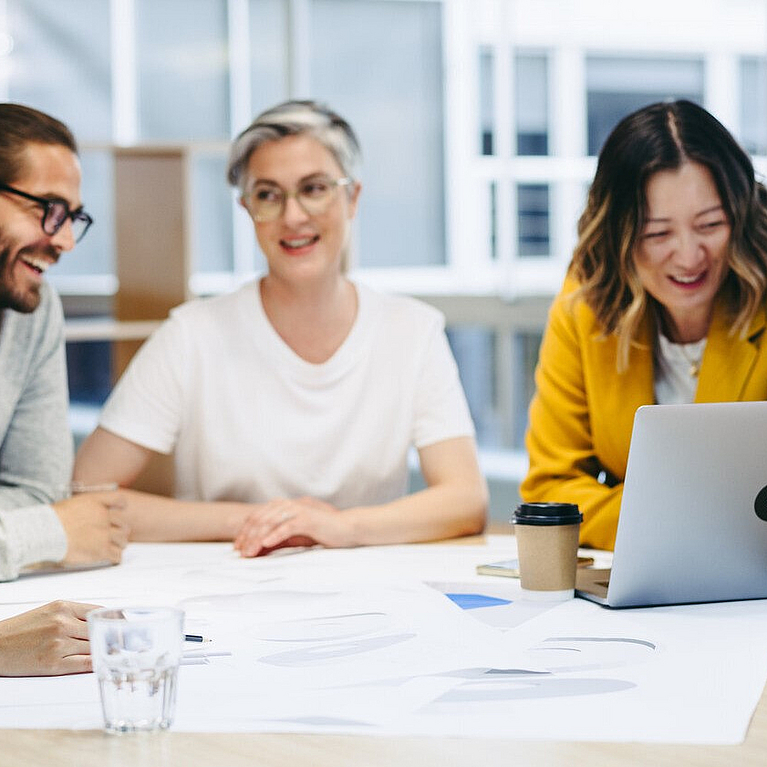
578, 483, 623, 550
343, 480, 488, 547
118, 489, 252, 542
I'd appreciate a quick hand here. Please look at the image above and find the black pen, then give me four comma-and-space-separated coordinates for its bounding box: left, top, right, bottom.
184, 634, 210, 643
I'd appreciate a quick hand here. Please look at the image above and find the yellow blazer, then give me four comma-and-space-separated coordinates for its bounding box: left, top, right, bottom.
520, 280, 767, 550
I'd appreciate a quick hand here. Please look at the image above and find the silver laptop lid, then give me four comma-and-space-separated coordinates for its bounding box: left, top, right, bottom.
604, 402, 767, 607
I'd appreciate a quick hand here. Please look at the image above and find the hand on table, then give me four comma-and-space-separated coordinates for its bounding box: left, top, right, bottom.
53, 492, 129, 566
233, 496, 350, 557
0, 601, 101, 676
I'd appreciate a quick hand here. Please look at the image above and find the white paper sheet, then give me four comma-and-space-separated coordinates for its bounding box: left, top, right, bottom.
0, 538, 765, 744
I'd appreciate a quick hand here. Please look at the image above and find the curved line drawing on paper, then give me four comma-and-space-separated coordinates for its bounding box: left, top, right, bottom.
524, 636, 657, 673
252, 612, 391, 642
328, 634, 657, 709
179, 589, 343, 612
259, 633, 416, 666
179, 568, 287, 587
545, 636, 656, 649
329, 667, 551, 690
423, 677, 635, 710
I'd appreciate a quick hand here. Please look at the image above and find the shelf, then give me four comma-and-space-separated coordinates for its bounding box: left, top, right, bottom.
64, 318, 161, 343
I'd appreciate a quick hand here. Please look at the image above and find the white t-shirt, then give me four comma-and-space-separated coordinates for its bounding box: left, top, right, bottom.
99, 279, 475, 508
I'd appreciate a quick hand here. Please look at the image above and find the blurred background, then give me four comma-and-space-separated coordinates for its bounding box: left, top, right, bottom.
2, 0, 765, 521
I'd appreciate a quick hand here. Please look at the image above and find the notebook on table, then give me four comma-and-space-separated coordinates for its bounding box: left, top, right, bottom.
576, 401, 767, 608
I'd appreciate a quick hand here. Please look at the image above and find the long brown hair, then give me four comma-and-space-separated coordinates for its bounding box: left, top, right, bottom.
570, 100, 767, 371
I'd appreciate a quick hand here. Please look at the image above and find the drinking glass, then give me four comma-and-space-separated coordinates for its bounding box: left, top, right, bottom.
87, 606, 184, 733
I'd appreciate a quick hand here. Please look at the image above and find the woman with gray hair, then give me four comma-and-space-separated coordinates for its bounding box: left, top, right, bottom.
74, 100, 487, 554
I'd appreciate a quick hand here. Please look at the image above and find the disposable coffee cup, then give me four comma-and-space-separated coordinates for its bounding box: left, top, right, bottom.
512, 502, 583, 601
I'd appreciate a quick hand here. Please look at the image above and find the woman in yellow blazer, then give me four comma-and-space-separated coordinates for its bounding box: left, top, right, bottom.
521, 100, 767, 550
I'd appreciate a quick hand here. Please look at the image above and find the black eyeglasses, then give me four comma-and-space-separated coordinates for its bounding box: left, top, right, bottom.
0, 183, 93, 242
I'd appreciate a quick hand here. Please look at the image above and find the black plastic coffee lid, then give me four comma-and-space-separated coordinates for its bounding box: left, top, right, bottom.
511, 502, 582, 526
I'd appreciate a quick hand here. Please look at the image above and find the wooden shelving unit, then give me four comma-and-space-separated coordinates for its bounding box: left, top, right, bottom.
64, 146, 202, 496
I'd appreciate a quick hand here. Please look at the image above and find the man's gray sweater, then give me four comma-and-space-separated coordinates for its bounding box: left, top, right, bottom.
0, 282, 70, 580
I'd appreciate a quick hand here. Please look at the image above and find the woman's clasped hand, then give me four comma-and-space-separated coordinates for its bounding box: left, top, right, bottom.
232, 496, 347, 557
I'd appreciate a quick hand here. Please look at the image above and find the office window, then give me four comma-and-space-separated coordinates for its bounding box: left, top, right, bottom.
740, 57, 767, 156
8, 2, 115, 283
192, 153, 235, 275
512, 331, 542, 449
53, 150, 115, 281
311, 0, 445, 268
136, 0, 230, 141
446, 326, 501, 449
515, 53, 548, 156
586, 57, 704, 155
67, 341, 112, 406
517, 184, 550, 257
489, 181, 498, 261
66, 340, 112, 447
6, 0, 112, 142
447, 325, 545, 451
249, 0, 289, 117
479, 46, 495, 155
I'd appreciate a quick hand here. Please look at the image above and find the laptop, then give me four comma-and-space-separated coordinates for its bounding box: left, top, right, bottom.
575, 401, 767, 608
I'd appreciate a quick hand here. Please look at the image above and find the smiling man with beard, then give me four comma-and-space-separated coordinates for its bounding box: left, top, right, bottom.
0, 104, 131, 676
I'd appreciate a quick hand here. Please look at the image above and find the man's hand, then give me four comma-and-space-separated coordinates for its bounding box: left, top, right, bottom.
53, 492, 129, 566
0, 601, 100, 676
